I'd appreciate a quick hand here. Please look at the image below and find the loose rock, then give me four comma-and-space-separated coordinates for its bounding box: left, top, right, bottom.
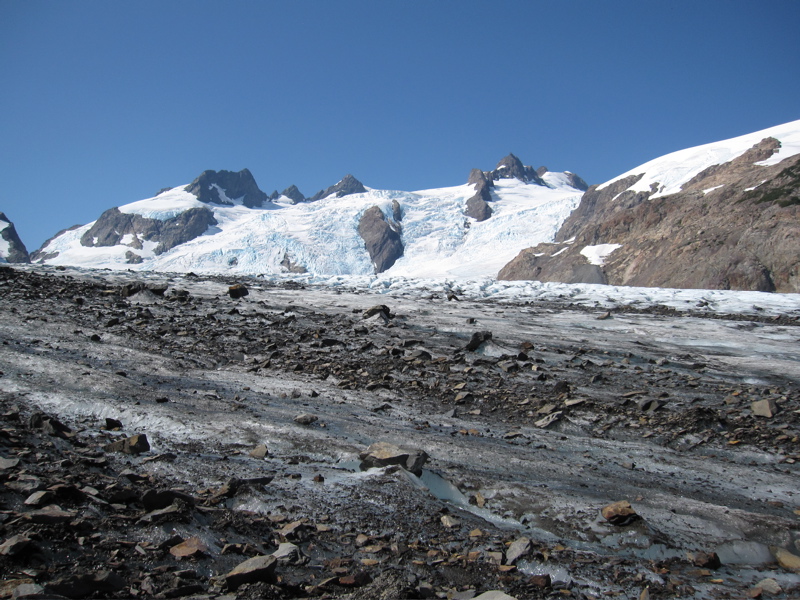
224, 555, 278, 590
601, 500, 640, 526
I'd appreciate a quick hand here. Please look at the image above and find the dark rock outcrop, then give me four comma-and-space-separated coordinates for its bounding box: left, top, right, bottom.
80, 207, 217, 256
185, 168, 268, 208
280, 253, 307, 273
309, 174, 367, 202
281, 185, 306, 204
357, 206, 403, 273
491, 154, 545, 185
564, 171, 590, 192
0, 212, 30, 263
499, 137, 800, 292
464, 170, 493, 222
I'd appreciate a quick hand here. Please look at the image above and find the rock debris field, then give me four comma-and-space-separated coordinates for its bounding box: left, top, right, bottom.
1, 265, 800, 599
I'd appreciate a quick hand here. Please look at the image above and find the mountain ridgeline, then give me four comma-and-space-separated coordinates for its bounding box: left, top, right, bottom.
29, 155, 587, 278
10, 119, 800, 291
499, 122, 800, 292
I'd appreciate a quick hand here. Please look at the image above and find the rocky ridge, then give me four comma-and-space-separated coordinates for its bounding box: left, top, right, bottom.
0, 212, 29, 263
499, 132, 800, 292
185, 169, 269, 208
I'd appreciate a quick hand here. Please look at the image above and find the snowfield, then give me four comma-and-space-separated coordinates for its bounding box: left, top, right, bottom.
37, 174, 584, 278
600, 119, 800, 199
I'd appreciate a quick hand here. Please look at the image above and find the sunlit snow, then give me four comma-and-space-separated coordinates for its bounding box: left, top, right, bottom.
580, 243, 621, 266
39, 175, 583, 278
599, 119, 800, 200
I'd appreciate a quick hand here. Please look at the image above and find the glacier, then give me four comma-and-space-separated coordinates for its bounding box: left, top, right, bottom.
37, 173, 584, 278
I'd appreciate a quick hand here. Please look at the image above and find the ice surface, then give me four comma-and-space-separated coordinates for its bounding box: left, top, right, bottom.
40, 174, 584, 278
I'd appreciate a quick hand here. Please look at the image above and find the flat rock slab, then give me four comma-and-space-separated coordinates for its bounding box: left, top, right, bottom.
751, 398, 779, 418
21, 505, 75, 524
0, 457, 20, 471
224, 555, 277, 589
169, 536, 208, 559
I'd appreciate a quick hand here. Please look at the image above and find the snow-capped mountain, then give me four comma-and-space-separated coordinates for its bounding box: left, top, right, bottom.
499, 119, 800, 292
32, 158, 587, 278
0, 212, 29, 263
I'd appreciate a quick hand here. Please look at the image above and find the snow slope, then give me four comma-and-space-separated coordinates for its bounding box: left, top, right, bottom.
599, 119, 800, 199
37, 174, 584, 278
0, 218, 10, 261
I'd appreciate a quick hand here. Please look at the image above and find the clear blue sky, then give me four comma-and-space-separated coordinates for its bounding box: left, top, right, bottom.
2, 0, 799, 249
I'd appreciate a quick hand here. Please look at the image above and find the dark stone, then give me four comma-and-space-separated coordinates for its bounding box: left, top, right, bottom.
104, 417, 123, 430
309, 174, 367, 202
228, 284, 249, 299
357, 206, 403, 273
362, 305, 392, 320
29, 412, 71, 436
80, 206, 217, 255
184, 168, 268, 208
103, 433, 150, 454
0, 212, 30, 263
465, 331, 492, 351
141, 488, 195, 511
359, 442, 428, 476
690, 551, 722, 569
224, 555, 278, 589
46, 571, 125, 599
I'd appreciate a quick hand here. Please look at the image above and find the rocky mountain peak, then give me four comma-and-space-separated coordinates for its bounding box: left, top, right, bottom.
185, 168, 268, 208
309, 174, 367, 202
0, 212, 30, 263
491, 154, 545, 185
280, 185, 306, 204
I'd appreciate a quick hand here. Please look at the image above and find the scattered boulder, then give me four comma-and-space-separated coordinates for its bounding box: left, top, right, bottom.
601, 500, 640, 526
771, 545, 800, 571
249, 444, 269, 458
465, 331, 492, 351
45, 571, 125, 599
363, 305, 392, 321
228, 284, 249, 299
104, 433, 150, 454
505, 536, 531, 565
169, 536, 208, 559
751, 398, 778, 418
359, 441, 428, 476
224, 555, 278, 590
0, 534, 34, 556
294, 413, 318, 426
688, 550, 721, 569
